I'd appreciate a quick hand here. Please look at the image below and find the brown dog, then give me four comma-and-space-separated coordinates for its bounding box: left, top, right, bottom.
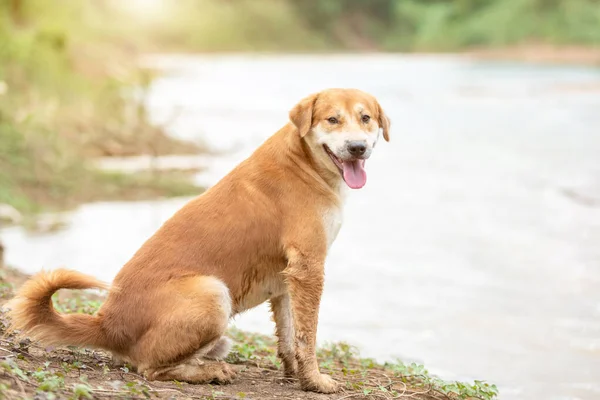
6, 88, 390, 393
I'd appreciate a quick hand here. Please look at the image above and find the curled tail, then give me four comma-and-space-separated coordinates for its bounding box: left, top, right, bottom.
5, 269, 110, 349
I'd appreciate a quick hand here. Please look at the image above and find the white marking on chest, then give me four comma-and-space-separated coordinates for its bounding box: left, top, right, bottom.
322, 188, 346, 249
322, 206, 343, 249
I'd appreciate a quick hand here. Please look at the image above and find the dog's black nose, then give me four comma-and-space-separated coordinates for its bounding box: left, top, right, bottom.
347, 141, 367, 157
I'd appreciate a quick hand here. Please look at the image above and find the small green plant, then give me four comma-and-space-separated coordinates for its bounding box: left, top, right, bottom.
210, 389, 226, 399
386, 359, 498, 400
0, 360, 29, 382
52, 293, 103, 315
266, 354, 281, 370
0, 270, 14, 299
435, 379, 499, 400
123, 381, 151, 397
387, 360, 429, 377
317, 341, 357, 367
71, 383, 94, 399
0, 382, 10, 394
227, 328, 277, 365
36, 373, 65, 394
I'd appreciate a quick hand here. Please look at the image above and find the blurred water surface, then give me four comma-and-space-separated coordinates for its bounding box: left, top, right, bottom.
2, 54, 600, 400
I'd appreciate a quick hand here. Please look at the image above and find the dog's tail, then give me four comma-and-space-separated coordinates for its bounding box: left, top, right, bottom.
5, 269, 110, 349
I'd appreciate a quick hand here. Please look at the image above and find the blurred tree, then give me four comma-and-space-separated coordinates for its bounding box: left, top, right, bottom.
291, 0, 396, 32
288, 0, 600, 49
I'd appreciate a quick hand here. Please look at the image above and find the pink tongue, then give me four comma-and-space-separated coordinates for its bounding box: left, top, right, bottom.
342, 160, 367, 189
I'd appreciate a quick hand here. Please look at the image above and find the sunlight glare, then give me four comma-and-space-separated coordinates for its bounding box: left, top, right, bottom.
116, 0, 168, 20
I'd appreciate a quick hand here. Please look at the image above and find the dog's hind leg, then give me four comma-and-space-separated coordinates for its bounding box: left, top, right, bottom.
203, 336, 233, 360
132, 275, 236, 384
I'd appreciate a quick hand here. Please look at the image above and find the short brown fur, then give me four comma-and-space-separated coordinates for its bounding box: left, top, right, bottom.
6, 88, 389, 393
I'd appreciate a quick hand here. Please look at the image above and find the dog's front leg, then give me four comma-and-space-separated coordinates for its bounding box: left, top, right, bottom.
283, 248, 339, 393
270, 293, 297, 379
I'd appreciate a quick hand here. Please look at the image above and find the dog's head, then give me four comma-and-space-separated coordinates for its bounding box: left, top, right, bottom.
289, 88, 390, 189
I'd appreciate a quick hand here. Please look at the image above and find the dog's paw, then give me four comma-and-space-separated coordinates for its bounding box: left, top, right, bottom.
301, 373, 340, 394
209, 361, 237, 385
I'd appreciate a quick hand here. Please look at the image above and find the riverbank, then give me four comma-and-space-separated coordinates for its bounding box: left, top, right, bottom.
0, 266, 498, 400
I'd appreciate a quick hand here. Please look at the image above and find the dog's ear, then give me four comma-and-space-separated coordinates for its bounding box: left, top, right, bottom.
289, 93, 318, 138
377, 102, 391, 142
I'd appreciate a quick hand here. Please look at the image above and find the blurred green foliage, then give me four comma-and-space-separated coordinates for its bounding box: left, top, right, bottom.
134, 0, 600, 51
0, 0, 199, 216
0, 0, 598, 216
288, 0, 600, 50
81, 0, 600, 52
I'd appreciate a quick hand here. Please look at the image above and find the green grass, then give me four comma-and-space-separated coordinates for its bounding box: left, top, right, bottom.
0, 269, 499, 400
226, 329, 499, 399
226, 328, 499, 400
0, 133, 202, 219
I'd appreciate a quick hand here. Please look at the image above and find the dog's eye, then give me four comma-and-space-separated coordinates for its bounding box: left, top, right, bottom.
361, 115, 371, 123
327, 117, 339, 124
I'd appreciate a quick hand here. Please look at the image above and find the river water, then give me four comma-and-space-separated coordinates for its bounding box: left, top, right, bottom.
2, 54, 600, 400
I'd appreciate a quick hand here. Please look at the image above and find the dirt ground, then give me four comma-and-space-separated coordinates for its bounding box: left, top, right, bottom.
0, 267, 491, 400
